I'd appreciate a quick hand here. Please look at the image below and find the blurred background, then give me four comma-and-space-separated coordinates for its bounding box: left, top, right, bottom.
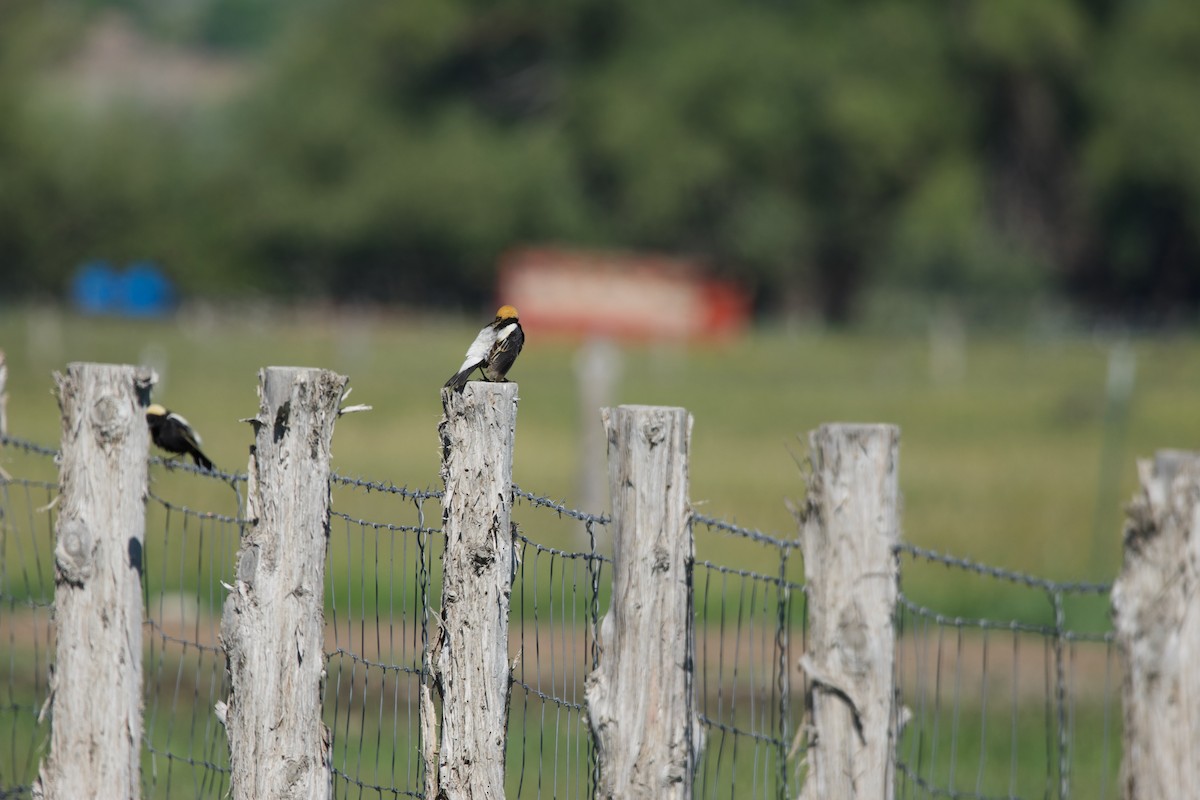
3, 0, 1199, 320
1, 0, 1200, 586
3, 4, 1200, 794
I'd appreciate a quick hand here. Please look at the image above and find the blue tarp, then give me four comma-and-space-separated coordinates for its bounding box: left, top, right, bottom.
70, 261, 176, 317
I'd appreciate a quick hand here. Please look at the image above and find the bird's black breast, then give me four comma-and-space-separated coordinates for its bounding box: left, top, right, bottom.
484, 323, 524, 381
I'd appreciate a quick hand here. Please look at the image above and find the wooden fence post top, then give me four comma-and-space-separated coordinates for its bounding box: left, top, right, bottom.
600, 403, 690, 419
809, 422, 900, 449
600, 404, 692, 448
259, 365, 348, 400
222, 365, 346, 800
799, 422, 901, 800
37, 361, 150, 800
247, 366, 348, 445
588, 402, 699, 800
434, 378, 518, 800
442, 380, 519, 397
1146, 448, 1200, 488
1113, 448, 1200, 800
603, 403, 685, 411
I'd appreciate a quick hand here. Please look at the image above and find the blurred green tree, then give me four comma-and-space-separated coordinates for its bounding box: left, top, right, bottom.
1, 0, 1199, 321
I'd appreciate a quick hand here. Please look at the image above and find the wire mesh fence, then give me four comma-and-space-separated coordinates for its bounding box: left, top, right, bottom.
0, 433, 1121, 799
324, 474, 442, 799
894, 545, 1119, 800
692, 514, 804, 800
142, 472, 243, 799
0, 439, 58, 800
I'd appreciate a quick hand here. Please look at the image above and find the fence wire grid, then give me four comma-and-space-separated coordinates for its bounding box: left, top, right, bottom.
0, 434, 1119, 799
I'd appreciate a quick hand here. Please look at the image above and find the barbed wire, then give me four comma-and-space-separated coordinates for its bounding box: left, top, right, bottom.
513, 483, 609, 524
329, 509, 440, 538
146, 488, 251, 526
0, 434, 59, 458
331, 472, 443, 500
694, 558, 801, 589
897, 542, 1112, 595
897, 595, 1111, 643
514, 528, 610, 564
693, 512, 802, 550
150, 455, 247, 484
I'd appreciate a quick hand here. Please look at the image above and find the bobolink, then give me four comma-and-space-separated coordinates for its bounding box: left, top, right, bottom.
146, 403, 215, 471
444, 305, 525, 392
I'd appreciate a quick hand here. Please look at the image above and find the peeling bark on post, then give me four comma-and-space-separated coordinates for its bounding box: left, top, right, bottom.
35, 363, 153, 800
798, 424, 900, 800
221, 367, 347, 800
1112, 451, 1200, 800
434, 381, 519, 800
585, 404, 700, 800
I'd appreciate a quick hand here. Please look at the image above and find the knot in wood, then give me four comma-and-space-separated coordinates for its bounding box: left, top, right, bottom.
236, 545, 259, 585
90, 393, 130, 444
55, 516, 94, 584
652, 545, 671, 573
641, 419, 666, 447
837, 603, 871, 677
470, 544, 495, 575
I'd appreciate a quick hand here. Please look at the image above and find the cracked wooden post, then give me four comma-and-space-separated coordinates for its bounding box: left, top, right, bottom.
432, 381, 519, 799
1112, 450, 1200, 800
220, 367, 347, 800
585, 404, 700, 800
35, 363, 154, 799
798, 424, 900, 800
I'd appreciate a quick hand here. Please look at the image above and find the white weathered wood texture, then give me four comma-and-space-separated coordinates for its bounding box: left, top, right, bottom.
798, 424, 900, 800
434, 381, 519, 800
221, 367, 347, 800
585, 404, 701, 800
1112, 450, 1200, 800
35, 363, 152, 800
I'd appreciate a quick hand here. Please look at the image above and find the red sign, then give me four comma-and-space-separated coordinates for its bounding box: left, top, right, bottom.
497, 247, 750, 342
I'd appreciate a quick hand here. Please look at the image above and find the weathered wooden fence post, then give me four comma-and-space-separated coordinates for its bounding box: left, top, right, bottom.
35, 363, 153, 799
1112, 450, 1200, 799
585, 404, 701, 799
220, 367, 347, 800
798, 423, 901, 800
431, 381, 519, 799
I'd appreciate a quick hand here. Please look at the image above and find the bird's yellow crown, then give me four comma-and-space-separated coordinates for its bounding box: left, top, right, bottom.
146, 403, 168, 416
495, 304, 519, 320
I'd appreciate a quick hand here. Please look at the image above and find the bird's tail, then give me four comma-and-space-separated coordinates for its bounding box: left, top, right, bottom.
192, 449, 215, 472
444, 367, 475, 393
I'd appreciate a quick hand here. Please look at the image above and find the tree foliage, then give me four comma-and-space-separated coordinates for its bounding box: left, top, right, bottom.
1, 0, 1198, 321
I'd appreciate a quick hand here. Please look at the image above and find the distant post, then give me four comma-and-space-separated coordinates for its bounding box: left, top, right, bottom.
433, 381, 519, 799
1112, 451, 1200, 799
585, 404, 701, 799
798, 424, 901, 800
220, 367, 347, 800
35, 363, 153, 799
0, 349, 8, 436
575, 337, 621, 539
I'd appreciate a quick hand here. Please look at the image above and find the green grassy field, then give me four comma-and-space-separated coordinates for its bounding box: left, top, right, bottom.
4, 306, 1198, 580
1, 305, 1196, 797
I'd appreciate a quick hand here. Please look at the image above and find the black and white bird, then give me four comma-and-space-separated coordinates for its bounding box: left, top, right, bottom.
444, 305, 525, 392
146, 404, 215, 471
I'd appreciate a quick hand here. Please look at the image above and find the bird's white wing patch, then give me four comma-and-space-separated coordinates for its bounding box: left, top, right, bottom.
495, 321, 519, 342
168, 411, 202, 445
457, 326, 497, 372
